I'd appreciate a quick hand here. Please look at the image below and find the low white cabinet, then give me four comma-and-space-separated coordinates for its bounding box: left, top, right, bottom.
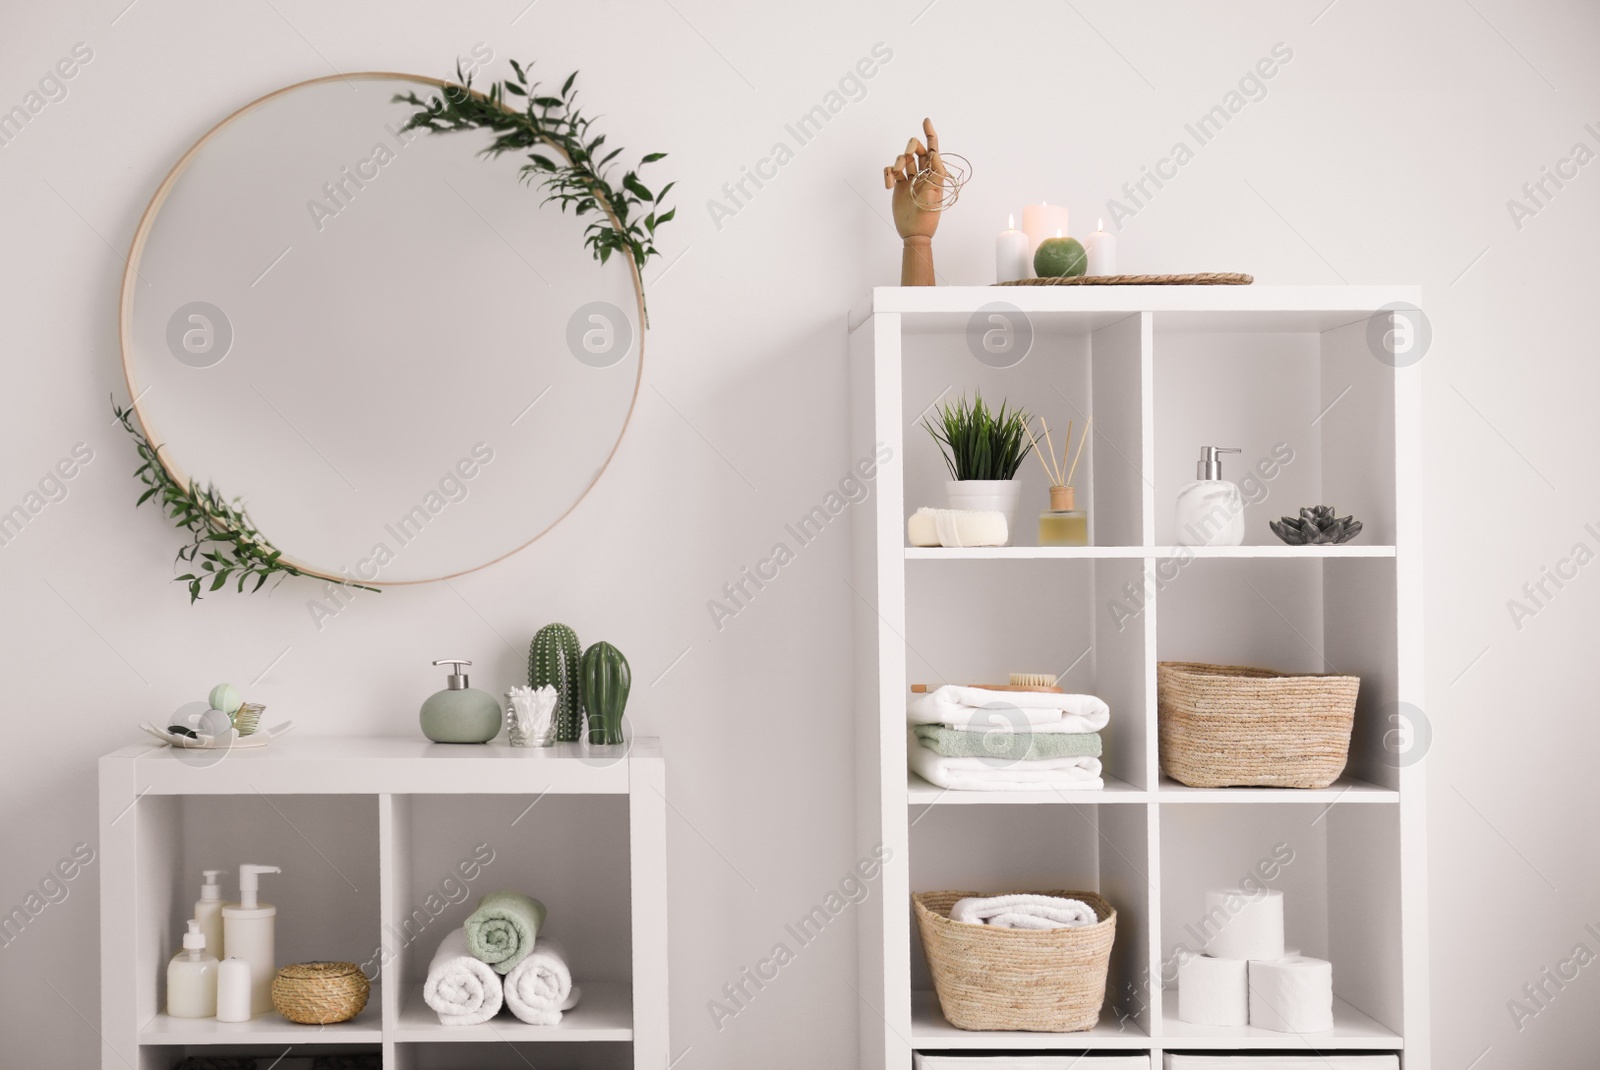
99, 736, 667, 1070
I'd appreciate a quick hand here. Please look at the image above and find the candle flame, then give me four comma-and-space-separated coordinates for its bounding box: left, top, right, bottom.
1008, 214, 1015, 229
1098, 217, 1104, 231
1055, 228, 1062, 238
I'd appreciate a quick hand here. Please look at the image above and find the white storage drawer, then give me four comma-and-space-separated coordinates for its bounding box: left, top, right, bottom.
1163, 1057, 1398, 1070
916, 1056, 1152, 1070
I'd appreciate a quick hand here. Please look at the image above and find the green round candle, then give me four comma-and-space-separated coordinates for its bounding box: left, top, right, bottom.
1033, 236, 1087, 278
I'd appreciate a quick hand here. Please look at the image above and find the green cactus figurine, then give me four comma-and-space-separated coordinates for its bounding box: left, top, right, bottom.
529, 623, 584, 742
580, 641, 631, 746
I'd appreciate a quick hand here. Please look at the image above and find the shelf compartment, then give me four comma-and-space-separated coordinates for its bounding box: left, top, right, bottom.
911, 804, 1153, 1039
1158, 804, 1402, 1041
1158, 993, 1402, 1048
912, 990, 1150, 1049
906, 557, 1151, 791
393, 980, 631, 1041
139, 1001, 381, 1044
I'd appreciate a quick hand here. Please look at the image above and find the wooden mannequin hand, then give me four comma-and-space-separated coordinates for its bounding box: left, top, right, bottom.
883, 117, 943, 285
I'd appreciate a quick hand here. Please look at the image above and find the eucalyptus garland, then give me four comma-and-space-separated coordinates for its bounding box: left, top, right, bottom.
114, 401, 378, 603
395, 60, 674, 319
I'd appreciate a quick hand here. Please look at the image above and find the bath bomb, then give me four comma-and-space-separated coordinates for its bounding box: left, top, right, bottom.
197, 708, 233, 738
208, 683, 242, 716
1033, 236, 1087, 278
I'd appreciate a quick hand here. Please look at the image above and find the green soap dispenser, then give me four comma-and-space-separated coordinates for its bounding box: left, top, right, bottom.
420, 659, 502, 743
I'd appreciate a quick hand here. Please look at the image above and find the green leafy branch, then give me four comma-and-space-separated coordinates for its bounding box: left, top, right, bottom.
395, 60, 674, 320
114, 400, 378, 603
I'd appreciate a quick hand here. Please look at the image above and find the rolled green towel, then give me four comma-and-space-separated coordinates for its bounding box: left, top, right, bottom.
465, 891, 547, 974
913, 724, 1103, 761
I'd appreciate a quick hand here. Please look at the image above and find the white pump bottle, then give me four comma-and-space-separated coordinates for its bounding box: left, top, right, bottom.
194, 869, 226, 960
166, 919, 218, 1018
222, 864, 282, 1015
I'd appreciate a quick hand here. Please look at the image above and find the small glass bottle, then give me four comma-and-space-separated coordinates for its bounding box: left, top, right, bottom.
1039, 485, 1088, 546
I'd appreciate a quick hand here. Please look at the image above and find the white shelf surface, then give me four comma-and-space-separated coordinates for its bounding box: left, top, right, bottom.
912, 990, 1149, 1049
906, 773, 1397, 805
140, 1002, 382, 1044
1159, 995, 1402, 1049
908, 772, 1145, 805
393, 980, 632, 1042
106, 735, 660, 795
1155, 775, 1398, 803
905, 545, 1395, 560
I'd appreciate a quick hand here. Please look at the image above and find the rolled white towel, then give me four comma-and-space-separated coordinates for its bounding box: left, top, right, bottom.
504, 937, 583, 1025
909, 731, 1103, 791
908, 686, 1110, 733
950, 893, 1100, 929
424, 927, 503, 1026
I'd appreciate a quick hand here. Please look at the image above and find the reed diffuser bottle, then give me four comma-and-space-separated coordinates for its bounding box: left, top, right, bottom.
1024, 416, 1091, 547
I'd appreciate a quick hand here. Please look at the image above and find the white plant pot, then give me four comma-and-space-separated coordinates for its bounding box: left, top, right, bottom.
944, 479, 1023, 543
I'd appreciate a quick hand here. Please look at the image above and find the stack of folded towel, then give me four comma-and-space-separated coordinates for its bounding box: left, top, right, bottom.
422, 890, 582, 1027
950, 893, 1100, 930
907, 684, 1109, 791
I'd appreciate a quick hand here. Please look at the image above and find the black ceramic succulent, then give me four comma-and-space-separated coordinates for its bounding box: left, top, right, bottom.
1271, 505, 1363, 545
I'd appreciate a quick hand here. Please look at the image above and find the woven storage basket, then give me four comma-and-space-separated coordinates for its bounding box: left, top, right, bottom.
271, 961, 370, 1024
913, 890, 1116, 1032
1158, 661, 1359, 789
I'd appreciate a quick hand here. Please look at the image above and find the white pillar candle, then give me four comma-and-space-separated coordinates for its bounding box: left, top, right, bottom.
995, 215, 1029, 283
1020, 202, 1069, 269
1085, 218, 1117, 276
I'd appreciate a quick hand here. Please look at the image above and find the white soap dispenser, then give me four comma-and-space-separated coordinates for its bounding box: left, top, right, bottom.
1175, 446, 1245, 547
166, 919, 218, 1018
194, 869, 226, 960
222, 864, 281, 1015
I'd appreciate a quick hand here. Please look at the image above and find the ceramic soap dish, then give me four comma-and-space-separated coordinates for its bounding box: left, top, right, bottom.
139, 721, 296, 749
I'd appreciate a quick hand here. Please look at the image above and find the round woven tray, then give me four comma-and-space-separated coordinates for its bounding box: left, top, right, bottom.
913, 889, 1116, 1032
1158, 661, 1359, 789
271, 961, 370, 1024
997, 272, 1252, 286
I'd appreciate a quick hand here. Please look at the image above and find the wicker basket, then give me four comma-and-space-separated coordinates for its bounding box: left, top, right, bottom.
1158, 661, 1359, 789
271, 961, 370, 1024
913, 890, 1116, 1032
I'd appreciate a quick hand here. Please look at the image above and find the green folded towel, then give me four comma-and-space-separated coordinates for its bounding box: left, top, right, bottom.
465, 891, 547, 974
913, 724, 1103, 761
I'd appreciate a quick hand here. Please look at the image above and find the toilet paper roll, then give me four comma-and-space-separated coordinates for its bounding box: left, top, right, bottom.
1248, 955, 1334, 1032
1177, 953, 1248, 1026
1202, 888, 1285, 960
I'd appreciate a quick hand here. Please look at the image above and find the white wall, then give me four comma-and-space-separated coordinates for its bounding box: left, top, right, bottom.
2, 0, 1596, 1065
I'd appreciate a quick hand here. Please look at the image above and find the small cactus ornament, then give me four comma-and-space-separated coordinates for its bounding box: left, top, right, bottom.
529, 623, 584, 742
579, 641, 631, 746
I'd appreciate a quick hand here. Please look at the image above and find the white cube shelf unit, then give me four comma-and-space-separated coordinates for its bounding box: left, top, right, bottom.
99, 737, 666, 1070
848, 286, 1426, 1068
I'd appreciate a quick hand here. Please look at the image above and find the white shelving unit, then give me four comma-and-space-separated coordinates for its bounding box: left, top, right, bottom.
849, 286, 1426, 1067
99, 737, 666, 1070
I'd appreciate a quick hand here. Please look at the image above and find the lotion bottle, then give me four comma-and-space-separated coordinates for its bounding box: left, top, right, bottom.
194, 869, 226, 961
222, 864, 281, 1015
1174, 446, 1245, 547
166, 919, 218, 1018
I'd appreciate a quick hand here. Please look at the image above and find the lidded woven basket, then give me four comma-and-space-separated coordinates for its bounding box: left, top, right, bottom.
271, 961, 370, 1024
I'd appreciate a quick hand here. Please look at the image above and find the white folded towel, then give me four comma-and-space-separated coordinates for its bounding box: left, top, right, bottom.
908, 686, 1110, 734
504, 937, 582, 1025
950, 893, 1100, 929
908, 732, 1103, 791
424, 927, 503, 1026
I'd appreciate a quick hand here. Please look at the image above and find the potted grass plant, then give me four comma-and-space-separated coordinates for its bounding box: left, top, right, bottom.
923, 394, 1033, 539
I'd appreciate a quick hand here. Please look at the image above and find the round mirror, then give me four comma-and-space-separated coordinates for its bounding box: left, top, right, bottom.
121, 74, 643, 584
